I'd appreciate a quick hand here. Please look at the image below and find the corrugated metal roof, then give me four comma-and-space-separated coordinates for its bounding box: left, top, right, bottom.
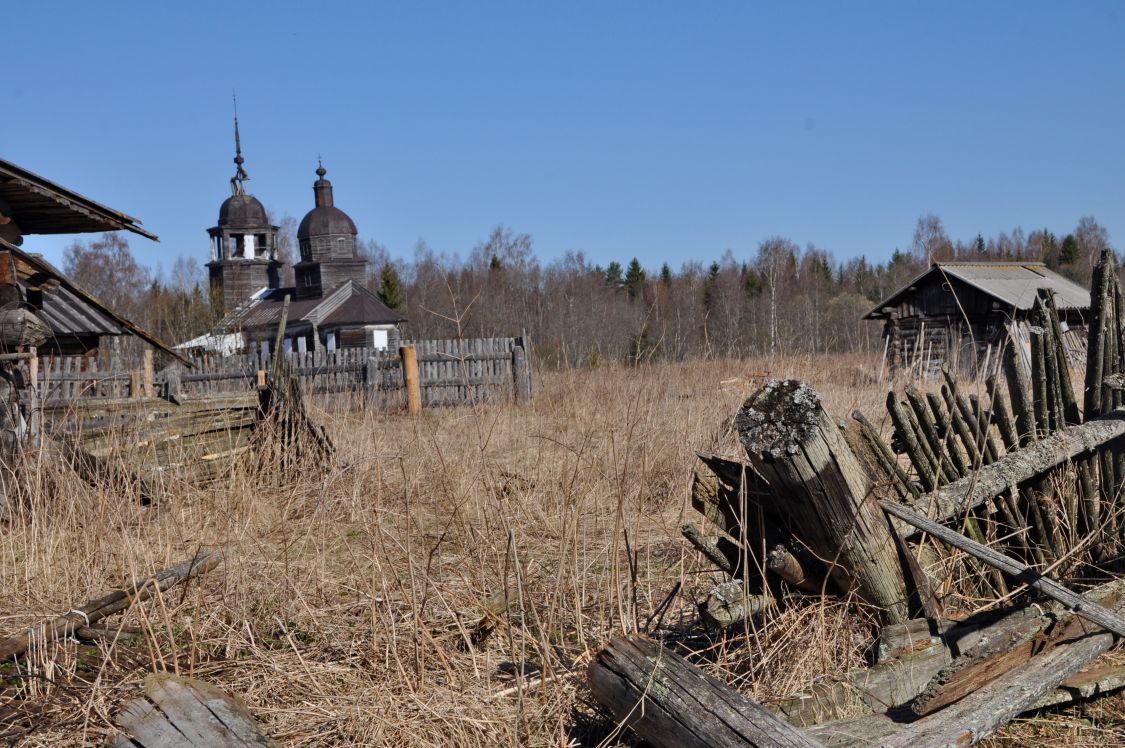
865, 262, 1091, 319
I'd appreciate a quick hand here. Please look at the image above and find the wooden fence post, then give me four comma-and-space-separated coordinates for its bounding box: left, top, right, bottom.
27, 346, 39, 442
736, 379, 912, 623
165, 366, 181, 400
142, 349, 154, 398
400, 345, 421, 414
129, 370, 141, 399
513, 344, 530, 404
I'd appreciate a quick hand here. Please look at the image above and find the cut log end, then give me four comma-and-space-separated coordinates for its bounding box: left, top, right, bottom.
736, 379, 824, 459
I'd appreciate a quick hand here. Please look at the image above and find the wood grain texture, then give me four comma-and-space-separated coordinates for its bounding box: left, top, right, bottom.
114, 673, 276, 747
738, 380, 911, 623
588, 635, 824, 748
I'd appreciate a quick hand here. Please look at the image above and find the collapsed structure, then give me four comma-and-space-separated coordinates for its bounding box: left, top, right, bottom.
590, 250, 1125, 746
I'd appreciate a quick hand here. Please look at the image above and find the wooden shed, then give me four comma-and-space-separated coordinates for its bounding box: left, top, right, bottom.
864, 261, 1090, 376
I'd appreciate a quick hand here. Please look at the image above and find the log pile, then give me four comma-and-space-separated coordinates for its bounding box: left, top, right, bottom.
590, 249, 1125, 746
43, 297, 335, 494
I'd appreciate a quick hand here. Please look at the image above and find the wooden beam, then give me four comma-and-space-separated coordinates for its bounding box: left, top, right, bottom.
916, 410, 1125, 523
0, 550, 221, 661
881, 499, 1125, 638
588, 635, 825, 748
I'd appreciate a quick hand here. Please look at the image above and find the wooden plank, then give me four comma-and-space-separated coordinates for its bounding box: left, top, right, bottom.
114, 673, 276, 747
882, 499, 1125, 637
588, 635, 825, 748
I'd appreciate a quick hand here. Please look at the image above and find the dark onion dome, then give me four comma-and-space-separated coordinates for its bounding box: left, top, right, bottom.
218, 193, 269, 228
297, 163, 357, 239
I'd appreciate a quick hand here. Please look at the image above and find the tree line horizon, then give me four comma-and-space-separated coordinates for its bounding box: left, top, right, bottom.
60, 212, 1114, 367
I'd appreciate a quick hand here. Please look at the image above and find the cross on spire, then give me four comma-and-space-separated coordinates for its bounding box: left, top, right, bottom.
230, 91, 249, 196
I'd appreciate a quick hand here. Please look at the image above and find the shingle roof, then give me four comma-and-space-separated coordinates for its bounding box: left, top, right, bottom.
864, 261, 1091, 319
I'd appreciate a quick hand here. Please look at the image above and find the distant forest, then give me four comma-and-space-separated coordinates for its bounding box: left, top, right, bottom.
61, 214, 1114, 367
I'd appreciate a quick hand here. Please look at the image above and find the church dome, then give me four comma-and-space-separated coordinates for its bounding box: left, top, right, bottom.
297, 163, 357, 240
218, 193, 269, 228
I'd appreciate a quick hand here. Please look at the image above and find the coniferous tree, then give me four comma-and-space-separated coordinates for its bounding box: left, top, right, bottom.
624, 258, 646, 300
378, 263, 404, 310
660, 262, 673, 286
604, 261, 624, 290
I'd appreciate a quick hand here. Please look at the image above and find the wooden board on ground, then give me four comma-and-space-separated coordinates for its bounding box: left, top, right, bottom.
113, 673, 276, 747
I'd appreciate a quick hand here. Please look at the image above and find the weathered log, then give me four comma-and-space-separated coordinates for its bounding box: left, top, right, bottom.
851, 410, 920, 501
587, 635, 824, 748
700, 580, 774, 629
916, 410, 1125, 523
911, 578, 1125, 716
112, 673, 276, 747
767, 544, 823, 592
0, 550, 222, 661
738, 380, 911, 623
887, 392, 939, 491
0, 308, 50, 348
882, 499, 1125, 638
1002, 332, 1037, 446
904, 386, 957, 483
681, 522, 734, 574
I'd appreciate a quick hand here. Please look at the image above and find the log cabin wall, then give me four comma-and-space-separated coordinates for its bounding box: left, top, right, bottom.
884, 275, 1012, 378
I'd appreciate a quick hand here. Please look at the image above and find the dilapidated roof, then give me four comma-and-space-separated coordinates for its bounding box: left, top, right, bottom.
865, 262, 1091, 320
0, 158, 157, 239
0, 237, 187, 362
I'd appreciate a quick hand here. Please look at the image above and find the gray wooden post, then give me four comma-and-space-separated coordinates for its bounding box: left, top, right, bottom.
737, 379, 912, 623
512, 344, 530, 404
165, 365, 182, 400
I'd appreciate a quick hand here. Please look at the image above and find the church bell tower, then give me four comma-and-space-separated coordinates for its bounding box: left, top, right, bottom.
206, 115, 281, 314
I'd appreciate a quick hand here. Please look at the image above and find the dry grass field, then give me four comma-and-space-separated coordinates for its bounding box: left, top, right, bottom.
2, 355, 1123, 746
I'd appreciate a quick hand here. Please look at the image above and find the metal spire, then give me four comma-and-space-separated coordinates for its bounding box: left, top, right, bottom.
231, 91, 249, 196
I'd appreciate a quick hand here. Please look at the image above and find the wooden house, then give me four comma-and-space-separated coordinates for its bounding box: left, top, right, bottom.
0, 157, 183, 359
864, 261, 1090, 375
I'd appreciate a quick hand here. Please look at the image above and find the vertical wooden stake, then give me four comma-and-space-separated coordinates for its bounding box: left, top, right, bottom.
130, 370, 141, 399
400, 345, 421, 414
513, 344, 530, 404
738, 380, 912, 623
142, 349, 154, 398
27, 346, 39, 443
257, 369, 267, 388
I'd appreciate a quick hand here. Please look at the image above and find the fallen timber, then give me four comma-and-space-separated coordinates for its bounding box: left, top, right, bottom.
0, 550, 222, 662
587, 635, 825, 748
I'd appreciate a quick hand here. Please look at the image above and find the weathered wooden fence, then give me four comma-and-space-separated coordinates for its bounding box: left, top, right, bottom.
163, 335, 533, 408
13, 335, 533, 413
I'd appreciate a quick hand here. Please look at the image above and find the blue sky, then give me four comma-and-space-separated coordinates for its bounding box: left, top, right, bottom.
5, 2, 1125, 275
